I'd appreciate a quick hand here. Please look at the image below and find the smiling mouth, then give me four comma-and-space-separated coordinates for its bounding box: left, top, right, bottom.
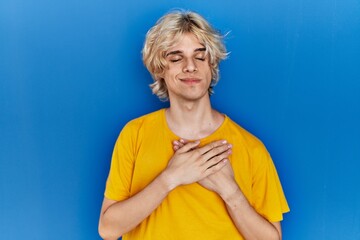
180, 78, 201, 84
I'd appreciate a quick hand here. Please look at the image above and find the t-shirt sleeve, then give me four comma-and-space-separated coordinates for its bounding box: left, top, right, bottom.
251, 145, 290, 222
104, 120, 139, 201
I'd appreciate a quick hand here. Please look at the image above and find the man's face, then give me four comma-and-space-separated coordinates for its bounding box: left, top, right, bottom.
162, 33, 212, 102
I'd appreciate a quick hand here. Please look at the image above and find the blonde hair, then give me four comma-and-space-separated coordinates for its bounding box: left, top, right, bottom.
142, 10, 228, 101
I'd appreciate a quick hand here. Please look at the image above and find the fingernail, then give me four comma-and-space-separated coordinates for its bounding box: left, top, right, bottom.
222, 140, 227, 144
228, 144, 232, 148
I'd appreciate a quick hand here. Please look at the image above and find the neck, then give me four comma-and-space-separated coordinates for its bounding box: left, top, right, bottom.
165, 96, 223, 140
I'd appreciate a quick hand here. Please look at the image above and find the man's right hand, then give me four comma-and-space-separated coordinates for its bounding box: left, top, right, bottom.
161, 139, 232, 191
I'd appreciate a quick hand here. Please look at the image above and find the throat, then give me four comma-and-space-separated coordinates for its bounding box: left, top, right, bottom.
165, 108, 225, 140
176, 125, 219, 140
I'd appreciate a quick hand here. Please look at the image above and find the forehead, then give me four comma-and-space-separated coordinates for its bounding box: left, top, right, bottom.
166, 33, 204, 52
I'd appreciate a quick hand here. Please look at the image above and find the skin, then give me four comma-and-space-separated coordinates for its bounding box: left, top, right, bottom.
98, 33, 282, 240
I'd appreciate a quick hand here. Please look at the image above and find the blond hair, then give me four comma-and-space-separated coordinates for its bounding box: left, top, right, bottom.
142, 10, 228, 101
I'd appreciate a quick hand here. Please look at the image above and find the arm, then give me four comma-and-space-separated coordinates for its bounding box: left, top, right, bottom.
98, 140, 232, 240
173, 140, 282, 240
215, 166, 282, 240
98, 173, 171, 240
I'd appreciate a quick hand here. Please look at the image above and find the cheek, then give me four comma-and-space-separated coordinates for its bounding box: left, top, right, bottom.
164, 66, 181, 78
163, 71, 173, 81
163, 70, 178, 86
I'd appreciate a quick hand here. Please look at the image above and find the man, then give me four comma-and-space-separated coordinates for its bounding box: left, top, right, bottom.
98, 10, 289, 240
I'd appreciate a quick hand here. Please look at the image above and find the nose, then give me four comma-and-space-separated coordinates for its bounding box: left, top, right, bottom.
183, 58, 198, 73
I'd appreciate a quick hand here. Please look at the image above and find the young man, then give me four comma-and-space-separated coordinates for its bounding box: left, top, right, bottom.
98, 10, 289, 240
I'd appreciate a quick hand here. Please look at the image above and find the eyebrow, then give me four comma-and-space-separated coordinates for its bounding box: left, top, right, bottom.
166, 47, 206, 57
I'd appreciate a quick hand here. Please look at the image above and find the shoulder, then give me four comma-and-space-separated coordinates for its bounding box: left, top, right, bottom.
123, 109, 164, 132
224, 116, 267, 151
114, 109, 164, 149
124, 109, 164, 128
224, 116, 273, 172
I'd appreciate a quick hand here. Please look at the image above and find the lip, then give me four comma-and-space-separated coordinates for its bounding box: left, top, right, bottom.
179, 78, 201, 84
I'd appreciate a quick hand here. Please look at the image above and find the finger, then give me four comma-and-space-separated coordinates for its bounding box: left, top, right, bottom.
176, 140, 201, 153
197, 140, 228, 155
205, 159, 229, 175
203, 148, 232, 169
174, 139, 187, 146
173, 145, 179, 151
173, 140, 180, 147
201, 143, 232, 161
178, 139, 187, 148
173, 140, 185, 149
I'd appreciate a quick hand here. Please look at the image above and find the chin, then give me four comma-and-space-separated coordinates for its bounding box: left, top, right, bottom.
180, 92, 210, 102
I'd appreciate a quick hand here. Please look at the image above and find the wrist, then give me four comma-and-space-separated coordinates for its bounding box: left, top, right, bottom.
220, 185, 246, 206
158, 170, 178, 192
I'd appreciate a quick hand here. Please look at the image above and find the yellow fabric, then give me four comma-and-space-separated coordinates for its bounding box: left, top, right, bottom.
105, 109, 290, 240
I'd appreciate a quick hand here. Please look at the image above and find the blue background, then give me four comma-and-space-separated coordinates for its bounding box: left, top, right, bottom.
1, 0, 359, 239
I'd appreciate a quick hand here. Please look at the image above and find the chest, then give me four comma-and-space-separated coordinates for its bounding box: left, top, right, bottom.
129, 132, 255, 203
129, 132, 174, 195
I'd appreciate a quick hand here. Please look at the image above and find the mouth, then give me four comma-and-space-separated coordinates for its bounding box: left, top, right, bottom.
179, 78, 201, 85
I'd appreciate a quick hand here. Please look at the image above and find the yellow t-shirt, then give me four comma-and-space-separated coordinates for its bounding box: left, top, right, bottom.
105, 109, 289, 240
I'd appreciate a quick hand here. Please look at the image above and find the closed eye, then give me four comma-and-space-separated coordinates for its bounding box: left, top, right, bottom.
170, 59, 182, 63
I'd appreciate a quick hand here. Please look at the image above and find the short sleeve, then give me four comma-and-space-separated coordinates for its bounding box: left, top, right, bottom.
251, 146, 290, 222
104, 120, 139, 201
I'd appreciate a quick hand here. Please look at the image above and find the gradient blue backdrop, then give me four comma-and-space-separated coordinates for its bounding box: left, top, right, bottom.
1, 0, 360, 239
